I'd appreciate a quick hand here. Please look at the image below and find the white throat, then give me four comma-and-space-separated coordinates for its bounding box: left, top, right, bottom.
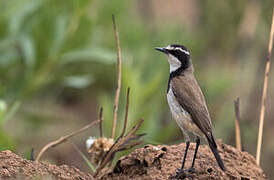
167, 54, 181, 73
170, 64, 180, 73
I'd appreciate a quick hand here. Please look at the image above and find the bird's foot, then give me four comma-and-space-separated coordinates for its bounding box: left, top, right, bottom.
169, 168, 186, 179
169, 168, 195, 179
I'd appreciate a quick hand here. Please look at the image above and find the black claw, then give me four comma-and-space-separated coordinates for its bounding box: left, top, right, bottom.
169, 168, 197, 179
169, 168, 187, 179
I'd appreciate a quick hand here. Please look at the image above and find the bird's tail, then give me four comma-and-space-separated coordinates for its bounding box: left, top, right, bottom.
206, 135, 226, 171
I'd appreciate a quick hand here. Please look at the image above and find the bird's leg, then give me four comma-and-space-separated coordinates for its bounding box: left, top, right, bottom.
181, 140, 190, 170
187, 136, 200, 173
169, 133, 192, 179
171, 140, 190, 179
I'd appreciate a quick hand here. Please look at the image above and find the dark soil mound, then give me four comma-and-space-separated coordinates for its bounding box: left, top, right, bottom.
0, 150, 94, 180
101, 141, 267, 180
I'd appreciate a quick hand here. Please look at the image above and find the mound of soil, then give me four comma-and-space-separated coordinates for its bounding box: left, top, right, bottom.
0, 141, 267, 180
0, 150, 94, 180
101, 141, 267, 180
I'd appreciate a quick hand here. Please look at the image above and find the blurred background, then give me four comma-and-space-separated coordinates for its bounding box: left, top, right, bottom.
0, 0, 274, 178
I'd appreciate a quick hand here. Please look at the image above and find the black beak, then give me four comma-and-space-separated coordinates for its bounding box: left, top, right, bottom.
155, 47, 168, 54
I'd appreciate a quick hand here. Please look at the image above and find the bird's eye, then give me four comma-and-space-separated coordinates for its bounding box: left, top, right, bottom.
165, 46, 173, 50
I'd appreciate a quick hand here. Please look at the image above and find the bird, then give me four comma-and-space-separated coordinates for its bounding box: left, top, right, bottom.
155, 44, 225, 178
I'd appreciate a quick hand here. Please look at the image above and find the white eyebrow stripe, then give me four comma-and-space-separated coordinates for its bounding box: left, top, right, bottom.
165, 45, 190, 55
174, 47, 190, 55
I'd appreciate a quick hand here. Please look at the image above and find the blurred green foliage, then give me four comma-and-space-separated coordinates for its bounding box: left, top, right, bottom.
0, 0, 116, 149
0, 0, 273, 177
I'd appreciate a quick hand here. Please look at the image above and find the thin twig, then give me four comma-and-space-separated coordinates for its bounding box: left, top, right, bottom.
234, 97, 242, 151
111, 14, 122, 139
126, 118, 144, 137
121, 87, 130, 137
35, 119, 100, 162
116, 141, 143, 152
256, 9, 274, 165
99, 107, 103, 137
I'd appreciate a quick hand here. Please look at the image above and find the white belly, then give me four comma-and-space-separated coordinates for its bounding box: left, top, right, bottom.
167, 88, 203, 137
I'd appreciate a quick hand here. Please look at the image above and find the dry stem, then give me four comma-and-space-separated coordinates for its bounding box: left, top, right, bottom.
111, 14, 122, 139
121, 87, 130, 137
256, 9, 274, 165
35, 119, 100, 162
30, 148, 34, 161
99, 107, 103, 137
234, 97, 242, 151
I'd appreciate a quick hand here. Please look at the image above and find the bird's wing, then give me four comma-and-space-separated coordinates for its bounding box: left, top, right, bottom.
171, 74, 213, 138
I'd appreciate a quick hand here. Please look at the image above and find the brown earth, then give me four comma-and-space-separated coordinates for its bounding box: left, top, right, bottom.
101, 141, 267, 180
0, 150, 94, 180
0, 141, 267, 180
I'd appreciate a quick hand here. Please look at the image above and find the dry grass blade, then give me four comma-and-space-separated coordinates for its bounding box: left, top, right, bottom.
99, 107, 103, 137
256, 9, 274, 165
35, 119, 100, 162
234, 97, 242, 151
121, 87, 130, 137
111, 14, 122, 139
125, 118, 144, 137
70, 141, 96, 172
116, 140, 144, 152
94, 118, 145, 178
